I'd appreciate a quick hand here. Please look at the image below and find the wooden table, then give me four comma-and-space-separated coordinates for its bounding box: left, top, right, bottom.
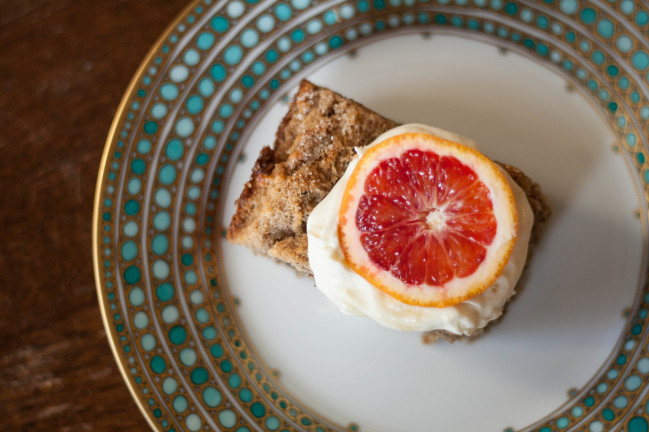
1, 1, 188, 429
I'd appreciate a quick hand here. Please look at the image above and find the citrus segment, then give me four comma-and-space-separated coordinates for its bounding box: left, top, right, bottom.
338, 133, 518, 307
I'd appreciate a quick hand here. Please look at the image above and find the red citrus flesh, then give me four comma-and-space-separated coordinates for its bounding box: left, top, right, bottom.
338, 133, 517, 307
358, 148, 497, 285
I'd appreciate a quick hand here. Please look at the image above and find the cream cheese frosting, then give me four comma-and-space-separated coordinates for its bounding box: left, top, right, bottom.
306, 124, 534, 335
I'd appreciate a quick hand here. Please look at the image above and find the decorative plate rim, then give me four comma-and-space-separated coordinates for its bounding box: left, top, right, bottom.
91, 2, 201, 429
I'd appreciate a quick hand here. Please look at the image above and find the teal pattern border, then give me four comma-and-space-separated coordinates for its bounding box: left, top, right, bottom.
93, 0, 649, 430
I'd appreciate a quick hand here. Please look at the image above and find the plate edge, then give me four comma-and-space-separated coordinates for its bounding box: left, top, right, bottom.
91, 1, 204, 431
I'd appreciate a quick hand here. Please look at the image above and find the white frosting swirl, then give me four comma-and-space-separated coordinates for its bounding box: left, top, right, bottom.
306, 124, 534, 335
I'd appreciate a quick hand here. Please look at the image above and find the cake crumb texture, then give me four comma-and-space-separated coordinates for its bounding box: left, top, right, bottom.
227, 80, 398, 273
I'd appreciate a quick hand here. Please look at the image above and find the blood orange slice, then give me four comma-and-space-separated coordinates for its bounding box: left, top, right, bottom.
338, 133, 518, 307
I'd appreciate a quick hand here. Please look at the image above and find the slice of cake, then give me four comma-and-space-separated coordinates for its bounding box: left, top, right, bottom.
227, 80, 550, 342
227, 80, 397, 273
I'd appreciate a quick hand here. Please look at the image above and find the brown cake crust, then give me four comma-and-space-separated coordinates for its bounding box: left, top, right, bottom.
227, 80, 551, 342
227, 80, 397, 273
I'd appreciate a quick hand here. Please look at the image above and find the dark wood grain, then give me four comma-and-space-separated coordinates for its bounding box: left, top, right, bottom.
0, 1, 187, 430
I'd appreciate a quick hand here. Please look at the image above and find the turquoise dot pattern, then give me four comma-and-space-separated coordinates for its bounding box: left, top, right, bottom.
93, 0, 649, 430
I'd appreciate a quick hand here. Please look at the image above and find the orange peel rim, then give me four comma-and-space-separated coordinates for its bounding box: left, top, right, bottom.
337, 132, 518, 308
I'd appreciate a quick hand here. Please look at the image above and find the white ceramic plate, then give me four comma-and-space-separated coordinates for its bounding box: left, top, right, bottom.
94, 1, 649, 431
